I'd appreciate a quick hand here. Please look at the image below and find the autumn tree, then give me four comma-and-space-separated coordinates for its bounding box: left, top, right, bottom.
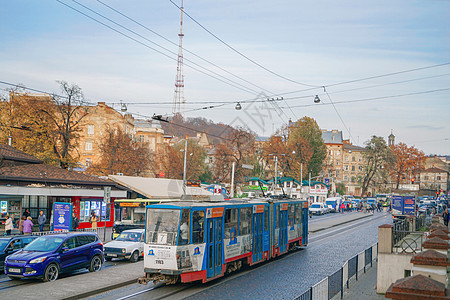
360, 136, 395, 197
213, 128, 255, 184
390, 143, 426, 189
88, 126, 153, 176
288, 117, 326, 177
163, 139, 207, 180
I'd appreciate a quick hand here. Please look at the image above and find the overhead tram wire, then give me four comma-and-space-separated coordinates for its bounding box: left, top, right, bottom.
168, 0, 320, 88
65, 0, 262, 95
323, 87, 355, 144
95, 0, 276, 96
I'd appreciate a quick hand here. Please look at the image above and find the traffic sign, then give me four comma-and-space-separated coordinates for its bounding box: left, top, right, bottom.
324, 178, 330, 185
242, 164, 254, 170
104, 186, 111, 203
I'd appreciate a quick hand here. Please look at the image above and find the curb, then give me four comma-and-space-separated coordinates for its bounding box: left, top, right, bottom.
309, 214, 374, 233
62, 278, 140, 300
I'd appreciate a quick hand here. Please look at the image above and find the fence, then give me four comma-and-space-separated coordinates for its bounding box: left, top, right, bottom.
31, 227, 112, 242
294, 243, 378, 300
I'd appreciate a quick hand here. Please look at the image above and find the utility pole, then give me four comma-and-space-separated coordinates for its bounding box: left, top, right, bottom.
230, 162, 235, 198
274, 156, 278, 195
182, 138, 187, 196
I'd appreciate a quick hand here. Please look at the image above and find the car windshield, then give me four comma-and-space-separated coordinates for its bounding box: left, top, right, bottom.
146, 208, 180, 245
24, 235, 65, 252
116, 232, 142, 242
325, 201, 335, 205
0, 239, 10, 250
310, 204, 320, 208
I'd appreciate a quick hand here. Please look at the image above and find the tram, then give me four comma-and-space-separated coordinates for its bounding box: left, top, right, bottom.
139, 196, 308, 284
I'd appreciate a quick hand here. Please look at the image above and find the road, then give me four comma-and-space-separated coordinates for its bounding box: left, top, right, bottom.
84, 211, 392, 300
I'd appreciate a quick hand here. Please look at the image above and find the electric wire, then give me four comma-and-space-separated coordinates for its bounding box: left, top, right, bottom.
65, 0, 261, 95
168, 0, 320, 88
323, 87, 355, 144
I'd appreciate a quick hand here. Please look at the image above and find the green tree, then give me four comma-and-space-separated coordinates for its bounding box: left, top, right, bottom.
288, 117, 326, 178
360, 136, 395, 197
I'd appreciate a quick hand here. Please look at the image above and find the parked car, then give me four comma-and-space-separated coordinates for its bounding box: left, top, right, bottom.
4, 232, 103, 282
104, 229, 144, 262
325, 197, 341, 213
309, 202, 328, 215
0, 235, 38, 271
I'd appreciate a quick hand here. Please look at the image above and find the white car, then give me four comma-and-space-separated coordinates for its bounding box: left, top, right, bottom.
309, 202, 328, 215
104, 229, 145, 262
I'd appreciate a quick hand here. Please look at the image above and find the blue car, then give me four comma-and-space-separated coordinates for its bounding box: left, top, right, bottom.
4, 232, 104, 282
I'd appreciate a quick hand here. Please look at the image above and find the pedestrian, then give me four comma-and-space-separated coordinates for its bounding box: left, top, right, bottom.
23, 209, 31, 218
90, 211, 98, 230
72, 213, 79, 231
442, 207, 449, 227
49, 209, 53, 231
23, 216, 33, 234
3, 215, 14, 235
38, 210, 46, 232
340, 202, 345, 213
18, 215, 26, 234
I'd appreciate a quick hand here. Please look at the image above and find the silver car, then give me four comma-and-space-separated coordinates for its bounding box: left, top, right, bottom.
104, 229, 145, 262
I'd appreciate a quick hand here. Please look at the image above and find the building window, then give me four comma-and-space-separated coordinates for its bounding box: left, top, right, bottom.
359, 156, 363, 162
437, 176, 441, 181
351, 176, 356, 183
425, 176, 429, 180
87, 125, 94, 135
85, 142, 93, 151
336, 171, 340, 177
352, 166, 355, 171
344, 176, 349, 181
22, 196, 50, 222
344, 165, 349, 171
345, 156, 349, 162
352, 156, 356, 162
359, 166, 363, 171
329, 150, 333, 155
85, 158, 92, 167
139, 135, 144, 143
80, 199, 111, 223
336, 161, 340, 166
336, 150, 341, 155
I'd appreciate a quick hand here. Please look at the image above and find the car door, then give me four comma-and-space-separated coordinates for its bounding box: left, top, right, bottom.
59, 237, 81, 270
76, 235, 92, 266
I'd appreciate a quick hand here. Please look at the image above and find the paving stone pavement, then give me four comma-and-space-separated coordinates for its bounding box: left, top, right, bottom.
343, 263, 385, 300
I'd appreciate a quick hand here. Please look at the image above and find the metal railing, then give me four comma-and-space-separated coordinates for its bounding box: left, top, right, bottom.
294, 243, 378, 300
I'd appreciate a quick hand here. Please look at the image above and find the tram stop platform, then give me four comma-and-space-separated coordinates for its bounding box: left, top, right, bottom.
309, 211, 374, 233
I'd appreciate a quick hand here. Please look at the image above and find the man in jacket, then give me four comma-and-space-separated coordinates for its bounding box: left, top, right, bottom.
72, 213, 79, 231
38, 210, 46, 232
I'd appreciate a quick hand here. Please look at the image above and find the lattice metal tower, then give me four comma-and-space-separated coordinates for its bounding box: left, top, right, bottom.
172, 0, 185, 114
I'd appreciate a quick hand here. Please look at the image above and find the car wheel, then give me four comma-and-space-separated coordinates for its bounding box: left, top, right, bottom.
43, 263, 59, 282
88, 255, 103, 272
130, 250, 139, 262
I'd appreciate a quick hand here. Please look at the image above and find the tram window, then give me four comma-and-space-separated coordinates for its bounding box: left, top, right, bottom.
264, 206, 269, 231
239, 207, 252, 235
192, 210, 205, 244
288, 204, 295, 226
179, 209, 190, 245
146, 208, 180, 245
276, 205, 280, 229
295, 204, 302, 225
224, 208, 238, 239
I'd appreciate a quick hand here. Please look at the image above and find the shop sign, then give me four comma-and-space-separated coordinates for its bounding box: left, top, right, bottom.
53, 202, 73, 231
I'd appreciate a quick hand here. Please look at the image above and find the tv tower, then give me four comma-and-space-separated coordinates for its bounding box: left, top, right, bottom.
172, 0, 185, 115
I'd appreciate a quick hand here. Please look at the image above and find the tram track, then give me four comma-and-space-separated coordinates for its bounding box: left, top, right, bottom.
99, 213, 390, 300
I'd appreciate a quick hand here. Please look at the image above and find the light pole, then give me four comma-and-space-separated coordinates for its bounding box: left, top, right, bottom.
181, 138, 188, 196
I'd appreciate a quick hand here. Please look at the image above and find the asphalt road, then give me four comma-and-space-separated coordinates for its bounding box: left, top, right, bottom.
84, 211, 392, 300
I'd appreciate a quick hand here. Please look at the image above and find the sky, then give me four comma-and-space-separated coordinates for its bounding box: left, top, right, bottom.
1, 0, 449, 154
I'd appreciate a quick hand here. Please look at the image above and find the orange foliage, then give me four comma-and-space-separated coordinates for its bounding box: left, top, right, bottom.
390, 143, 426, 188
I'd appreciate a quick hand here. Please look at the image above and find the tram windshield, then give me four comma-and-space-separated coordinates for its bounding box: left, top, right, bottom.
146, 208, 180, 246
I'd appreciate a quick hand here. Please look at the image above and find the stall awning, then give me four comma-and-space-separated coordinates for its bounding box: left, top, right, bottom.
0, 186, 127, 198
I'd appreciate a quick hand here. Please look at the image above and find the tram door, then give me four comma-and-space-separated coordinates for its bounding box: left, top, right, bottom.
206, 217, 223, 278
279, 205, 288, 253
302, 204, 308, 245
252, 207, 264, 263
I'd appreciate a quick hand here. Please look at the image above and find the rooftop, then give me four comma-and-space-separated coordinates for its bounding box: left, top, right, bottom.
0, 144, 42, 164
322, 130, 343, 144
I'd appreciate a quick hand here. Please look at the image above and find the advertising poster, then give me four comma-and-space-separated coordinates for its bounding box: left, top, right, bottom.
0, 201, 7, 216
53, 202, 73, 231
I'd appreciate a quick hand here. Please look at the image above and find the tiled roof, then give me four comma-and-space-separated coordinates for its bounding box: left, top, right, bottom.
424, 167, 447, 173
322, 130, 343, 144
0, 163, 114, 186
343, 143, 365, 152
0, 144, 42, 164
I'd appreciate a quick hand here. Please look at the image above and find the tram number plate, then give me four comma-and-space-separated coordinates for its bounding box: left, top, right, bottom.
9, 268, 21, 273
155, 260, 164, 265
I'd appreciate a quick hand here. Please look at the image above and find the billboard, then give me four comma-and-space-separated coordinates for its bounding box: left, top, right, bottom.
53, 202, 73, 231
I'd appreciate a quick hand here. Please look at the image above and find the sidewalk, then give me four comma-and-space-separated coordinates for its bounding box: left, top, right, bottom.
343, 263, 384, 299
309, 212, 376, 233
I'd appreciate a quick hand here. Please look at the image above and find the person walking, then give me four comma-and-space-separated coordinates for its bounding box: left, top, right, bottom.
3, 215, 14, 235
90, 212, 98, 230
49, 209, 54, 231
38, 210, 46, 232
18, 216, 26, 234
340, 202, 345, 214
23, 217, 33, 234
72, 213, 79, 231
442, 207, 449, 227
